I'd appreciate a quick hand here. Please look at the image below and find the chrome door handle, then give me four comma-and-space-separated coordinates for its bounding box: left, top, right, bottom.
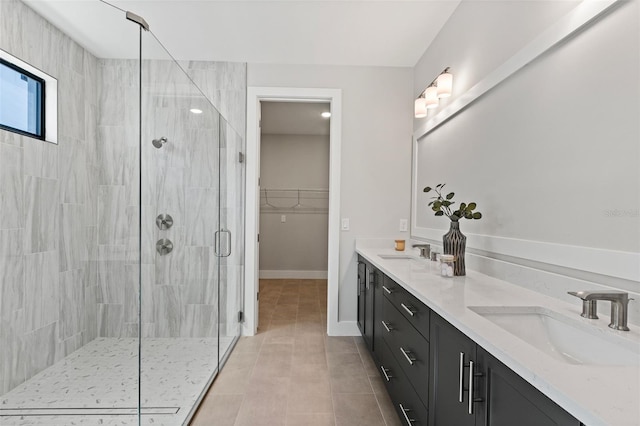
459, 352, 465, 403
400, 347, 415, 365
367, 271, 374, 290
214, 230, 220, 257
380, 365, 392, 382
399, 403, 415, 425
381, 320, 393, 332
467, 359, 484, 415
382, 285, 393, 294
221, 229, 232, 257
401, 303, 416, 317
215, 229, 232, 257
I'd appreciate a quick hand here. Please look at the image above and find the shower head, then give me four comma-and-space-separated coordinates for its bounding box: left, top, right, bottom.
152, 137, 168, 149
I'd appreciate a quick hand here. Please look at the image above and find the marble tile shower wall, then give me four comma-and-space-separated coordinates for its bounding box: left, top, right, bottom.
180, 61, 247, 140
0, 0, 100, 395
1, 0, 247, 395
96, 58, 247, 339
95, 58, 141, 339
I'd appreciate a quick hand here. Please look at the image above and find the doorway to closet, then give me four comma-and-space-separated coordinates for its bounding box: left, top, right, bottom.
257, 101, 330, 330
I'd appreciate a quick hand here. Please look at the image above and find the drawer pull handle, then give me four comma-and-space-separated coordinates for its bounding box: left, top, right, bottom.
381, 320, 393, 332
399, 403, 415, 425
459, 352, 465, 403
380, 365, 393, 382
469, 360, 475, 415
401, 303, 416, 317
467, 360, 484, 415
382, 285, 393, 294
400, 347, 416, 365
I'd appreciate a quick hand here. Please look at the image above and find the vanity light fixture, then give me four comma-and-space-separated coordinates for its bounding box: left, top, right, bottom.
424, 84, 439, 109
414, 97, 427, 118
414, 67, 453, 118
436, 68, 453, 98
321, 111, 331, 118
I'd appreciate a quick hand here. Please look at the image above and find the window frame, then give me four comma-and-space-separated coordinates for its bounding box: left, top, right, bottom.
0, 57, 46, 141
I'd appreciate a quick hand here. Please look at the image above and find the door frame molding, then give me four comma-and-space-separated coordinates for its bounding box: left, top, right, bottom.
244, 86, 342, 336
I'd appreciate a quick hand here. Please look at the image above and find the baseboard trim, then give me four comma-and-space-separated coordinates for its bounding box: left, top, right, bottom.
259, 270, 328, 279
327, 320, 360, 336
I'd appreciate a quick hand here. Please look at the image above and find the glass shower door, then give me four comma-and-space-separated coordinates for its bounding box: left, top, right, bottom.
219, 119, 245, 363
139, 30, 222, 425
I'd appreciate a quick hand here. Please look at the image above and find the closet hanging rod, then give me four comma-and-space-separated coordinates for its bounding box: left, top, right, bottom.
261, 188, 329, 192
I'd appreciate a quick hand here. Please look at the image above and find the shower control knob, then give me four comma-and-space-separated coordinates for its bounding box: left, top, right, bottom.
156, 239, 173, 256
156, 214, 174, 230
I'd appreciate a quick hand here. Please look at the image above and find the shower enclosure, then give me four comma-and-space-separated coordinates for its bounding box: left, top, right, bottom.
0, 0, 245, 424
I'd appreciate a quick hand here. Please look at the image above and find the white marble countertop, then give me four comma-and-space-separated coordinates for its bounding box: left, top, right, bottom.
356, 243, 640, 426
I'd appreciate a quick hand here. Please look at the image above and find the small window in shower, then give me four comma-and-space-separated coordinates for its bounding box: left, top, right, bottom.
0, 49, 57, 143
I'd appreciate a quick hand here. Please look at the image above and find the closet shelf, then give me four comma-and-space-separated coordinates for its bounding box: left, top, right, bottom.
260, 188, 328, 214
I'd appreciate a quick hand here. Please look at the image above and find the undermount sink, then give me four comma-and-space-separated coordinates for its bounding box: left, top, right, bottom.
468, 306, 640, 366
378, 254, 414, 260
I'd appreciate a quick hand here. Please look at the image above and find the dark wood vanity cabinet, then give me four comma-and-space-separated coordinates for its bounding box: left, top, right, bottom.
357, 259, 366, 338
429, 313, 477, 426
429, 313, 581, 426
357, 257, 382, 355
358, 255, 430, 424
379, 275, 431, 424
476, 348, 581, 426
357, 258, 374, 351
357, 254, 582, 426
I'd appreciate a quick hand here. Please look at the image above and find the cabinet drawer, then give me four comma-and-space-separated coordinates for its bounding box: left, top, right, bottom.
382, 275, 430, 339
381, 296, 429, 407
379, 339, 429, 426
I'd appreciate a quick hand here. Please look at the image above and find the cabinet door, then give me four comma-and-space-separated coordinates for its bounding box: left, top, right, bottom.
372, 269, 385, 360
363, 265, 376, 350
357, 260, 366, 337
476, 347, 580, 426
429, 313, 476, 426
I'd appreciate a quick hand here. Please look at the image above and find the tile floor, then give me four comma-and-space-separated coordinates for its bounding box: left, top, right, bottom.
191, 279, 402, 426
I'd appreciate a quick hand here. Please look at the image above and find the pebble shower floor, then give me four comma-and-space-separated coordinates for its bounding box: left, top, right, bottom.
1, 337, 233, 425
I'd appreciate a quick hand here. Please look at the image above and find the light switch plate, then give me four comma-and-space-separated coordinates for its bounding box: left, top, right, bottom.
341, 218, 350, 231
399, 219, 408, 232
281, 215, 286, 223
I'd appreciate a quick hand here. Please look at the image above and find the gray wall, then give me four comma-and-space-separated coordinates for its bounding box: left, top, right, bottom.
248, 64, 414, 322
412, 1, 639, 303
259, 133, 329, 274
0, 0, 99, 394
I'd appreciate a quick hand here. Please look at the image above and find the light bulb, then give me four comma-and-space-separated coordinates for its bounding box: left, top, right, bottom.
414, 98, 427, 118
425, 85, 439, 109
436, 71, 453, 98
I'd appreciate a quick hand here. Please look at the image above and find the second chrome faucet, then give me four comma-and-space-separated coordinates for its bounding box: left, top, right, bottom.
568, 290, 632, 331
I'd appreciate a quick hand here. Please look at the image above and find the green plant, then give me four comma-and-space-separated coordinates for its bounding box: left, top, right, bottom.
424, 183, 482, 221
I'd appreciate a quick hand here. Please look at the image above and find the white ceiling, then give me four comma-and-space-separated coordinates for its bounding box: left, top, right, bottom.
24, 0, 461, 67
261, 102, 330, 135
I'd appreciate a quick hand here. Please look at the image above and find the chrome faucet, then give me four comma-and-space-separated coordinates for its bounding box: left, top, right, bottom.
568, 290, 632, 331
412, 244, 431, 258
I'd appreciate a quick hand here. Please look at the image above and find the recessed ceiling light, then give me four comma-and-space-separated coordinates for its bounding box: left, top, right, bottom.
321, 112, 331, 118
190, 108, 203, 114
